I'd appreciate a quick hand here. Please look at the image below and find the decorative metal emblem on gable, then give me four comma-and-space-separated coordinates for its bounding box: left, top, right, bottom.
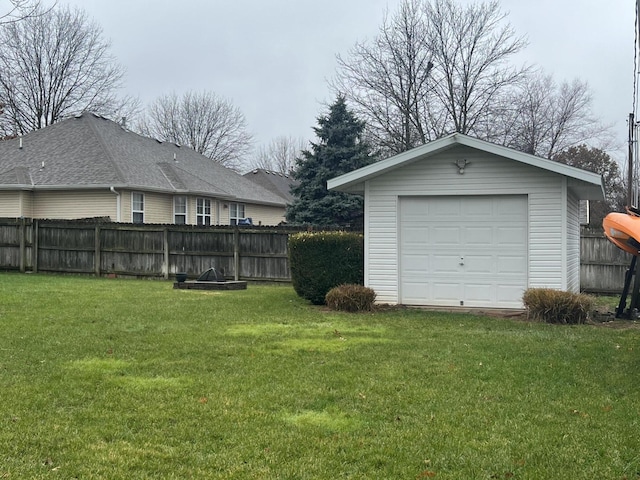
455, 158, 469, 174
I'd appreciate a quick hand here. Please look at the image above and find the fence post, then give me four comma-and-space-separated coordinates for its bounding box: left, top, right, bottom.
19, 217, 26, 273
233, 227, 240, 281
94, 224, 101, 277
33, 219, 39, 273
163, 227, 169, 279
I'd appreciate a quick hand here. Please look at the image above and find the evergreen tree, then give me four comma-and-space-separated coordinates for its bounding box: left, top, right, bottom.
286, 95, 375, 227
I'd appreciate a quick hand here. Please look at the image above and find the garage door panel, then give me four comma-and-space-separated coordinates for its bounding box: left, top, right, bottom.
466, 197, 493, 215
433, 282, 462, 301
496, 285, 526, 305
402, 282, 432, 302
431, 198, 461, 216
402, 226, 428, 246
432, 254, 460, 273
400, 195, 527, 308
433, 226, 460, 244
464, 283, 493, 303
401, 254, 429, 274
465, 226, 493, 245
497, 255, 527, 274
464, 255, 494, 274
497, 226, 527, 245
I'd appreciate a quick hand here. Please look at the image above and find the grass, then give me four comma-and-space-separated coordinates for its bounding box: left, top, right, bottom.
0, 273, 638, 479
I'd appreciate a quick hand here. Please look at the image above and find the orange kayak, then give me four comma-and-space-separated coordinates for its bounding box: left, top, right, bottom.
603, 211, 640, 256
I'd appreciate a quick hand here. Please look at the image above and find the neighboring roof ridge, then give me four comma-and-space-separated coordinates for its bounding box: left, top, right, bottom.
251, 168, 293, 178
81, 113, 127, 183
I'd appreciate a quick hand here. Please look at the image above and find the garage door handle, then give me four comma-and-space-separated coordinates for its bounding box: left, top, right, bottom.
459, 256, 464, 265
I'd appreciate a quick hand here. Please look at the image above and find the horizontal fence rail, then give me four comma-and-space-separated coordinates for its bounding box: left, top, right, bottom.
0, 220, 631, 293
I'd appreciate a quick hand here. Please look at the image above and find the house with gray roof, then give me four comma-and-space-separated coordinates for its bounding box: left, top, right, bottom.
0, 113, 287, 225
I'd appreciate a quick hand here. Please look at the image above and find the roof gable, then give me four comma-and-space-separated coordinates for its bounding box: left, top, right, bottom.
328, 133, 605, 200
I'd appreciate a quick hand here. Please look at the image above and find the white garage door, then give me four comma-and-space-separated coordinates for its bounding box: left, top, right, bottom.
399, 195, 528, 308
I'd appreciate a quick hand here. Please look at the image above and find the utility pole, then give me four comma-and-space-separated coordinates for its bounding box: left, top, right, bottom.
629, 112, 635, 207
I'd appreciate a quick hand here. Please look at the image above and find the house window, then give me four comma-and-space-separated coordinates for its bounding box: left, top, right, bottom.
132, 192, 144, 224
174, 196, 187, 225
197, 198, 211, 226
229, 203, 245, 225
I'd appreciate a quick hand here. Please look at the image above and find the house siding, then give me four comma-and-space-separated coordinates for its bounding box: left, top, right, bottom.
21, 191, 34, 218
31, 190, 117, 220
566, 190, 581, 292
245, 203, 286, 226
146, 192, 173, 224
0, 191, 20, 217
366, 145, 565, 305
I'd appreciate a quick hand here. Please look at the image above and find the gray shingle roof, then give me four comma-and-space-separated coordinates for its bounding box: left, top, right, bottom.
243, 168, 299, 203
0, 113, 286, 206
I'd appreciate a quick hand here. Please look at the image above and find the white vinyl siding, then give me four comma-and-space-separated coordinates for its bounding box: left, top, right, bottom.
366, 145, 569, 306
566, 190, 581, 293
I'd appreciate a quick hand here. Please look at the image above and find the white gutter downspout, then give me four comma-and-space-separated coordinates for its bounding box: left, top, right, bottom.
110, 186, 121, 222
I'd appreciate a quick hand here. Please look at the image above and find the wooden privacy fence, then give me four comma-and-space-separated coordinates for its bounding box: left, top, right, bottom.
0, 218, 299, 282
0, 219, 633, 293
580, 226, 630, 294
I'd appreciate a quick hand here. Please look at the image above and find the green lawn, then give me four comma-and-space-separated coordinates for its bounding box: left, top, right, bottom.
0, 274, 638, 479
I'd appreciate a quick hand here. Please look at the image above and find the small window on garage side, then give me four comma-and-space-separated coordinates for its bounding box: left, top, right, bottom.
132, 192, 144, 224
174, 196, 187, 225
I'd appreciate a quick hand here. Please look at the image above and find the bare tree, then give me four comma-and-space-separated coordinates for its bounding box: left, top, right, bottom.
333, 0, 527, 155
334, 0, 435, 155
425, 0, 528, 137
493, 71, 610, 158
0, 4, 132, 136
0, 0, 44, 25
139, 91, 253, 170
251, 136, 306, 174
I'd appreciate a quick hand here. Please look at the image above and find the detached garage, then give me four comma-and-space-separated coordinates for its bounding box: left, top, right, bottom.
328, 133, 604, 309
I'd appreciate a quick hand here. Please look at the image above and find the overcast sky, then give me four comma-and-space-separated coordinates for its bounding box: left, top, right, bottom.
61, 0, 634, 163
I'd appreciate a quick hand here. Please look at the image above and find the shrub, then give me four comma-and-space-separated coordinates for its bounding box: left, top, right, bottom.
288, 231, 364, 305
325, 284, 377, 312
522, 288, 594, 324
